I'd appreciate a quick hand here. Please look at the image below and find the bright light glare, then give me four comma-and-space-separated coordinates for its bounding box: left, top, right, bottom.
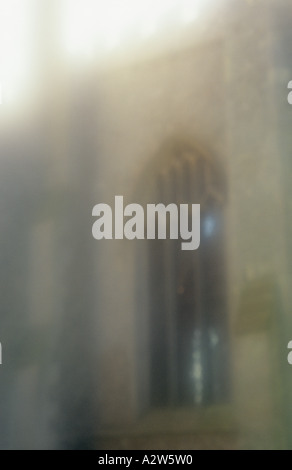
0, 0, 34, 105
61, 0, 202, 61
181, 0, 199, 23
204, 216, 215, 237
0, 1, 203, 104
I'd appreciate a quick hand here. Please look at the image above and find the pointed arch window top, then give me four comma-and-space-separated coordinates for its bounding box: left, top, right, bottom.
137, 137, 226, 209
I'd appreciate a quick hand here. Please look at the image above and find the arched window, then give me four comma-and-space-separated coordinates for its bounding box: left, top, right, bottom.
140, 138, 230, 408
